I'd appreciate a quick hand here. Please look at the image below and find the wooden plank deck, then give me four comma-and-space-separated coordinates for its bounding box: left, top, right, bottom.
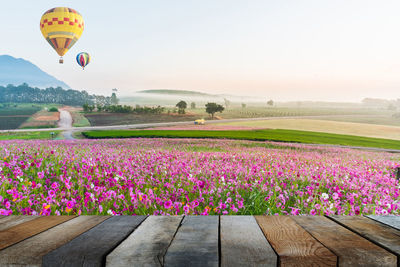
0, 215, 398, 267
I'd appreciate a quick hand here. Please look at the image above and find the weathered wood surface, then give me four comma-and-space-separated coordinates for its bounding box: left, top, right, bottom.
293, 216, 397, 267
0, 215, 75, 250
106, 215, 183, 267
43, 215, 146, 267
221, 216, 277, 267
0, 216, 109, 267
256, 216, 336, 267
164, 216, 219, 267
0, 215, 37, 231
366, 215, 400, 231
329, 216, 400, 260
0, 215, 399, 267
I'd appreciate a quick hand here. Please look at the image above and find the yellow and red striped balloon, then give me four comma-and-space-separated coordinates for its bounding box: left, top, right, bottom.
40, 7, 84, 63
76, 52, 90, 69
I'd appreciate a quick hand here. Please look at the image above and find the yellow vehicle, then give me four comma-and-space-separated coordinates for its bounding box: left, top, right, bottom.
194, 119, 205, 125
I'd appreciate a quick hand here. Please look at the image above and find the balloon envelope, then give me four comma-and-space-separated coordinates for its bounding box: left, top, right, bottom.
40, 7, 84, 57
76, 52, 90, 69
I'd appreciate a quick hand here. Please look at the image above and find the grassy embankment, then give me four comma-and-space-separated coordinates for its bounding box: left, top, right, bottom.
0, 131, 61, 140
82, 129, 400, 150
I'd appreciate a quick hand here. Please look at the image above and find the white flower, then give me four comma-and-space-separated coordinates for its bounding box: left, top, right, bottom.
321, 193, 329, 201
90, 183, 94, 189
0, 167, 2, 172
381, 209, 388, 215
107, 209, 113, 215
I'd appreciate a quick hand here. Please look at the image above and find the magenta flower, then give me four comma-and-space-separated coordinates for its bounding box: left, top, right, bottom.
164, 200, 172, 209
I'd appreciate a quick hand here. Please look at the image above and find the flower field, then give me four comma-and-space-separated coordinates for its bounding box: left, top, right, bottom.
0, 138, 399, 216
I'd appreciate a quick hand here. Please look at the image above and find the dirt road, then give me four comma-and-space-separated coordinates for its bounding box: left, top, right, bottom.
58, 109, 74, 140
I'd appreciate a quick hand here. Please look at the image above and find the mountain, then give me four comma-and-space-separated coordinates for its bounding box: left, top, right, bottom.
0, 55, 70, 89
137, 89, 215, 96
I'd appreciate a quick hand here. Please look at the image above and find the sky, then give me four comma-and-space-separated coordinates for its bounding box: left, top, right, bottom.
1, 0, 400, 102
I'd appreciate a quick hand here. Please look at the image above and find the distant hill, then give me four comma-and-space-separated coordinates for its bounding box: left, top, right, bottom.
137, 89, 215, 96
0, 55, 70, 89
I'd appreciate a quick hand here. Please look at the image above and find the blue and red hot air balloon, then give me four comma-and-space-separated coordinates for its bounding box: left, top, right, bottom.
76, 52, 90, 69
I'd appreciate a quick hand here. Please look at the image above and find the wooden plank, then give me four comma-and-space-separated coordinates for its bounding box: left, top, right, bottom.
164, 216, 219, 267
221, 216, 277, 267
106, 216, 183, 267
0, 216, 38, 231
329, 216, 400, 261
293, 216, 397, 266
0, 216, 75, 250
42, 216, 146, 267
255, 216, 337, 267
366, 215, 400, 231
0, 216, 109, 266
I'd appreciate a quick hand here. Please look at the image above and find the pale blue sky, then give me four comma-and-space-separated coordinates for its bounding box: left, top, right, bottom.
1, 0, 400, 101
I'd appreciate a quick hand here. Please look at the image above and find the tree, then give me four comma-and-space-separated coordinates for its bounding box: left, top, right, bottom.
111, 92, 119, 105
88, 105, 95, 112
205, 102, 224, 119
267, 99, 274, 106
82, 103, 89, 112
97, 104, 103, 112
176, 100, 187, 114
190, 102, 196, 109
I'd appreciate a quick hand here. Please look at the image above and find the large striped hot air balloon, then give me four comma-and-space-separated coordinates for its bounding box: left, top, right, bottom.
76, 52, 90, 69
40, 7, 84, 64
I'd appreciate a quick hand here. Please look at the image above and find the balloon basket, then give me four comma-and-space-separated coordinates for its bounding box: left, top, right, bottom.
59, 57, 64, 64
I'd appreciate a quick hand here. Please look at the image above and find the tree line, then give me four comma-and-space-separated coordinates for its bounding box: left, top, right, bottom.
83, 100, 225, 118
0, 83, 112, 106
83, 103, 165, 114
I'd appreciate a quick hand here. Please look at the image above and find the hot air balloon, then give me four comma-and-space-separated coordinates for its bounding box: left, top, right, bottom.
76, 52, 90, 69
40, 7, 84, 64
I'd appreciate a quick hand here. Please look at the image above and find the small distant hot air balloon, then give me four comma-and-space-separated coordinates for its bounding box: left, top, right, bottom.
40, 7, 84, 64
76, 52, 90, 69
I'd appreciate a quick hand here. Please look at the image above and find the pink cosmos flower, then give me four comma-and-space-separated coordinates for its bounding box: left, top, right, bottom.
38, 171, 44, 179
48, 190, 56, 198
164, 200, 172, 209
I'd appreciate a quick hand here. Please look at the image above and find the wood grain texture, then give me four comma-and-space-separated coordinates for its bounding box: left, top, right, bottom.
0, 216, 109, 267
42, 216, 146, 267
256, 216, 337, 267
164, 216, 219, 267
0, 216, 38, 231
106, 216, 182, 267
0, 216, 75, 250
366, 215, 400, 231
293, 216, 397, 267
221, 216, 277, 267
329, 216, 400, 261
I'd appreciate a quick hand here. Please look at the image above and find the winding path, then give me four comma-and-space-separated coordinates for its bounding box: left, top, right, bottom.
57, 109, 74, 140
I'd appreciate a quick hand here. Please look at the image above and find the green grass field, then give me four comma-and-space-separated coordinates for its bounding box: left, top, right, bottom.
82, 129, 400, 150
71, 111, 91, 127
0, 131, 61, 140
